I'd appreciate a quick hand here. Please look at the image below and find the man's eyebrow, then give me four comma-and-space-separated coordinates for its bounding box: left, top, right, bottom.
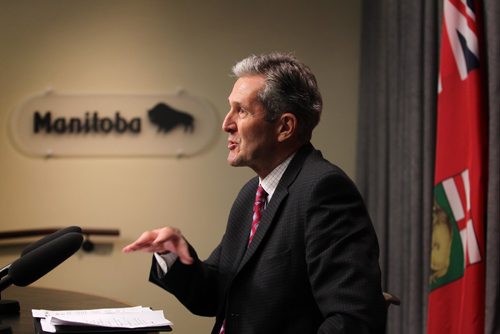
229, 100, 247, 109
228, 97, 240, 105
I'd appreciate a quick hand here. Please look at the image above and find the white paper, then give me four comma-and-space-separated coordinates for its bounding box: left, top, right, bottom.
33, 306, 173, 333
32, 306, 147, 319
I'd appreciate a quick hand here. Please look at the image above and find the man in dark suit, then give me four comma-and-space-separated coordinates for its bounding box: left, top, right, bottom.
123, 53, 386, 333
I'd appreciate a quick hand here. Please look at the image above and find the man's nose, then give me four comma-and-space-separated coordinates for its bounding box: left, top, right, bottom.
222, 111, 235, 133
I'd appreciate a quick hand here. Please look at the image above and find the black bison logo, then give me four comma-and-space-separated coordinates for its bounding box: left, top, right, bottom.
148, 102, 194, 133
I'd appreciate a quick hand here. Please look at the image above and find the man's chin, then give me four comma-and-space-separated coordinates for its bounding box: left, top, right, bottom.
227, 154, 243, 167
228, 159, 242, 167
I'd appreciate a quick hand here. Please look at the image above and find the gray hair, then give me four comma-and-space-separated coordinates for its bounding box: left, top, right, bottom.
232, 52, 322, 142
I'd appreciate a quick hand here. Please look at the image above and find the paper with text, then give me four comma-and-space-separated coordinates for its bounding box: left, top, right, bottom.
32, 306, 172, 333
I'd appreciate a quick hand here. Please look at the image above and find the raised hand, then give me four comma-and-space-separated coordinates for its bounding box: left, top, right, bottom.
122, 227, 193, 265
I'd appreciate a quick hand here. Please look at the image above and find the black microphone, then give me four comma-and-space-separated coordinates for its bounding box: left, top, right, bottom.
0, 232, 83, 291
0, 226, 82, 279
21, 226, 82, 256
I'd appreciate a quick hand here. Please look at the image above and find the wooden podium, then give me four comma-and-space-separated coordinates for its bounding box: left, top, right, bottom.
1, 286, 166, 333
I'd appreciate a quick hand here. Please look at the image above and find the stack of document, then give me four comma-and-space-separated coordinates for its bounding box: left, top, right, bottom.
32, 306, 173, 333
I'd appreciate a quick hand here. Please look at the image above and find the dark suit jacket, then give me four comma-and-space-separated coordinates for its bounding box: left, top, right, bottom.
150, 143, 386, 333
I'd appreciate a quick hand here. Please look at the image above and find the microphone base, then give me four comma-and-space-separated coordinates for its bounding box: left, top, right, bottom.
0, 300, 20, 315
0, 324, 12, 334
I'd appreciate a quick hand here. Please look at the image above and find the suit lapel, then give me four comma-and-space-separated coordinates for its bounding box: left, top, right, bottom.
224, 178, 258, 272
237, 186, 288, 270
236, 143, 314, 272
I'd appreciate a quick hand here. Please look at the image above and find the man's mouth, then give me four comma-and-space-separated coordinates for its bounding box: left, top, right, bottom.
227, 139, 239, 150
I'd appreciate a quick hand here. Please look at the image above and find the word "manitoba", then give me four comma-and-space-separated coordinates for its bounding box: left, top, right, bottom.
33, 111, 141, 134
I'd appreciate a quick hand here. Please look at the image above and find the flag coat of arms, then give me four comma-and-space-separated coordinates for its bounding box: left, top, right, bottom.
428, 0, 487, 333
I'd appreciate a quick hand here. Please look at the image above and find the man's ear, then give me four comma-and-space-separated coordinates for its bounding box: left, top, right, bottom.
276, 113, 297, 142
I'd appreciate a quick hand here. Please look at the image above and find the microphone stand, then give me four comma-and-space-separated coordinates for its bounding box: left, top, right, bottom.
0, 275, 19, 334
0, 292, 19, 315
0, 271, 19, 315
0, 291, 16, 334
0, 322, 12, 334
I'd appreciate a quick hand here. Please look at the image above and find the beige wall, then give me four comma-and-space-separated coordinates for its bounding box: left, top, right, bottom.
0, 1, 361, 333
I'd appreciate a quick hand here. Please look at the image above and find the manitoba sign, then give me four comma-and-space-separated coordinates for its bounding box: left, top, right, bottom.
9, 91, 219, 158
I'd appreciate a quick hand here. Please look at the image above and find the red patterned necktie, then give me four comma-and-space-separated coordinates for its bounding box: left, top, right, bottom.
219, 184, 268, 334
248, 184, 268, 245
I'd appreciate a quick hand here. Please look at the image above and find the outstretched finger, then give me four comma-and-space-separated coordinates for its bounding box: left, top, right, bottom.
122, 231, 157, 253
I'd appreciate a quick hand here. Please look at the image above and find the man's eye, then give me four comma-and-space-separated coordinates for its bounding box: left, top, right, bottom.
238, 109, 248, 117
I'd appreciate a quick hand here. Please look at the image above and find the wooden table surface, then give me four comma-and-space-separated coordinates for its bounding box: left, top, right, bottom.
1, 286, 164, 333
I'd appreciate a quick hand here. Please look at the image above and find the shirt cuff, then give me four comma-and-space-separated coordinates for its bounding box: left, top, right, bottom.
153, 252, 179, 275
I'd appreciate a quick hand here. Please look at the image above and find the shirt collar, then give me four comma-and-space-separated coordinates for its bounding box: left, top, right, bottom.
259, 153, 295, 202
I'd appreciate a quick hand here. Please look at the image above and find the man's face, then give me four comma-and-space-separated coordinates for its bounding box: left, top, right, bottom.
223, 75, 279, 176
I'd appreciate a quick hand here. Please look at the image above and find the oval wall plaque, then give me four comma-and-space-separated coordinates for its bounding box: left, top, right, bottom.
9, 90, 220, 158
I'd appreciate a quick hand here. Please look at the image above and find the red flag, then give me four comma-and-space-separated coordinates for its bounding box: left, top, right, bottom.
428, 0, 487, 333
